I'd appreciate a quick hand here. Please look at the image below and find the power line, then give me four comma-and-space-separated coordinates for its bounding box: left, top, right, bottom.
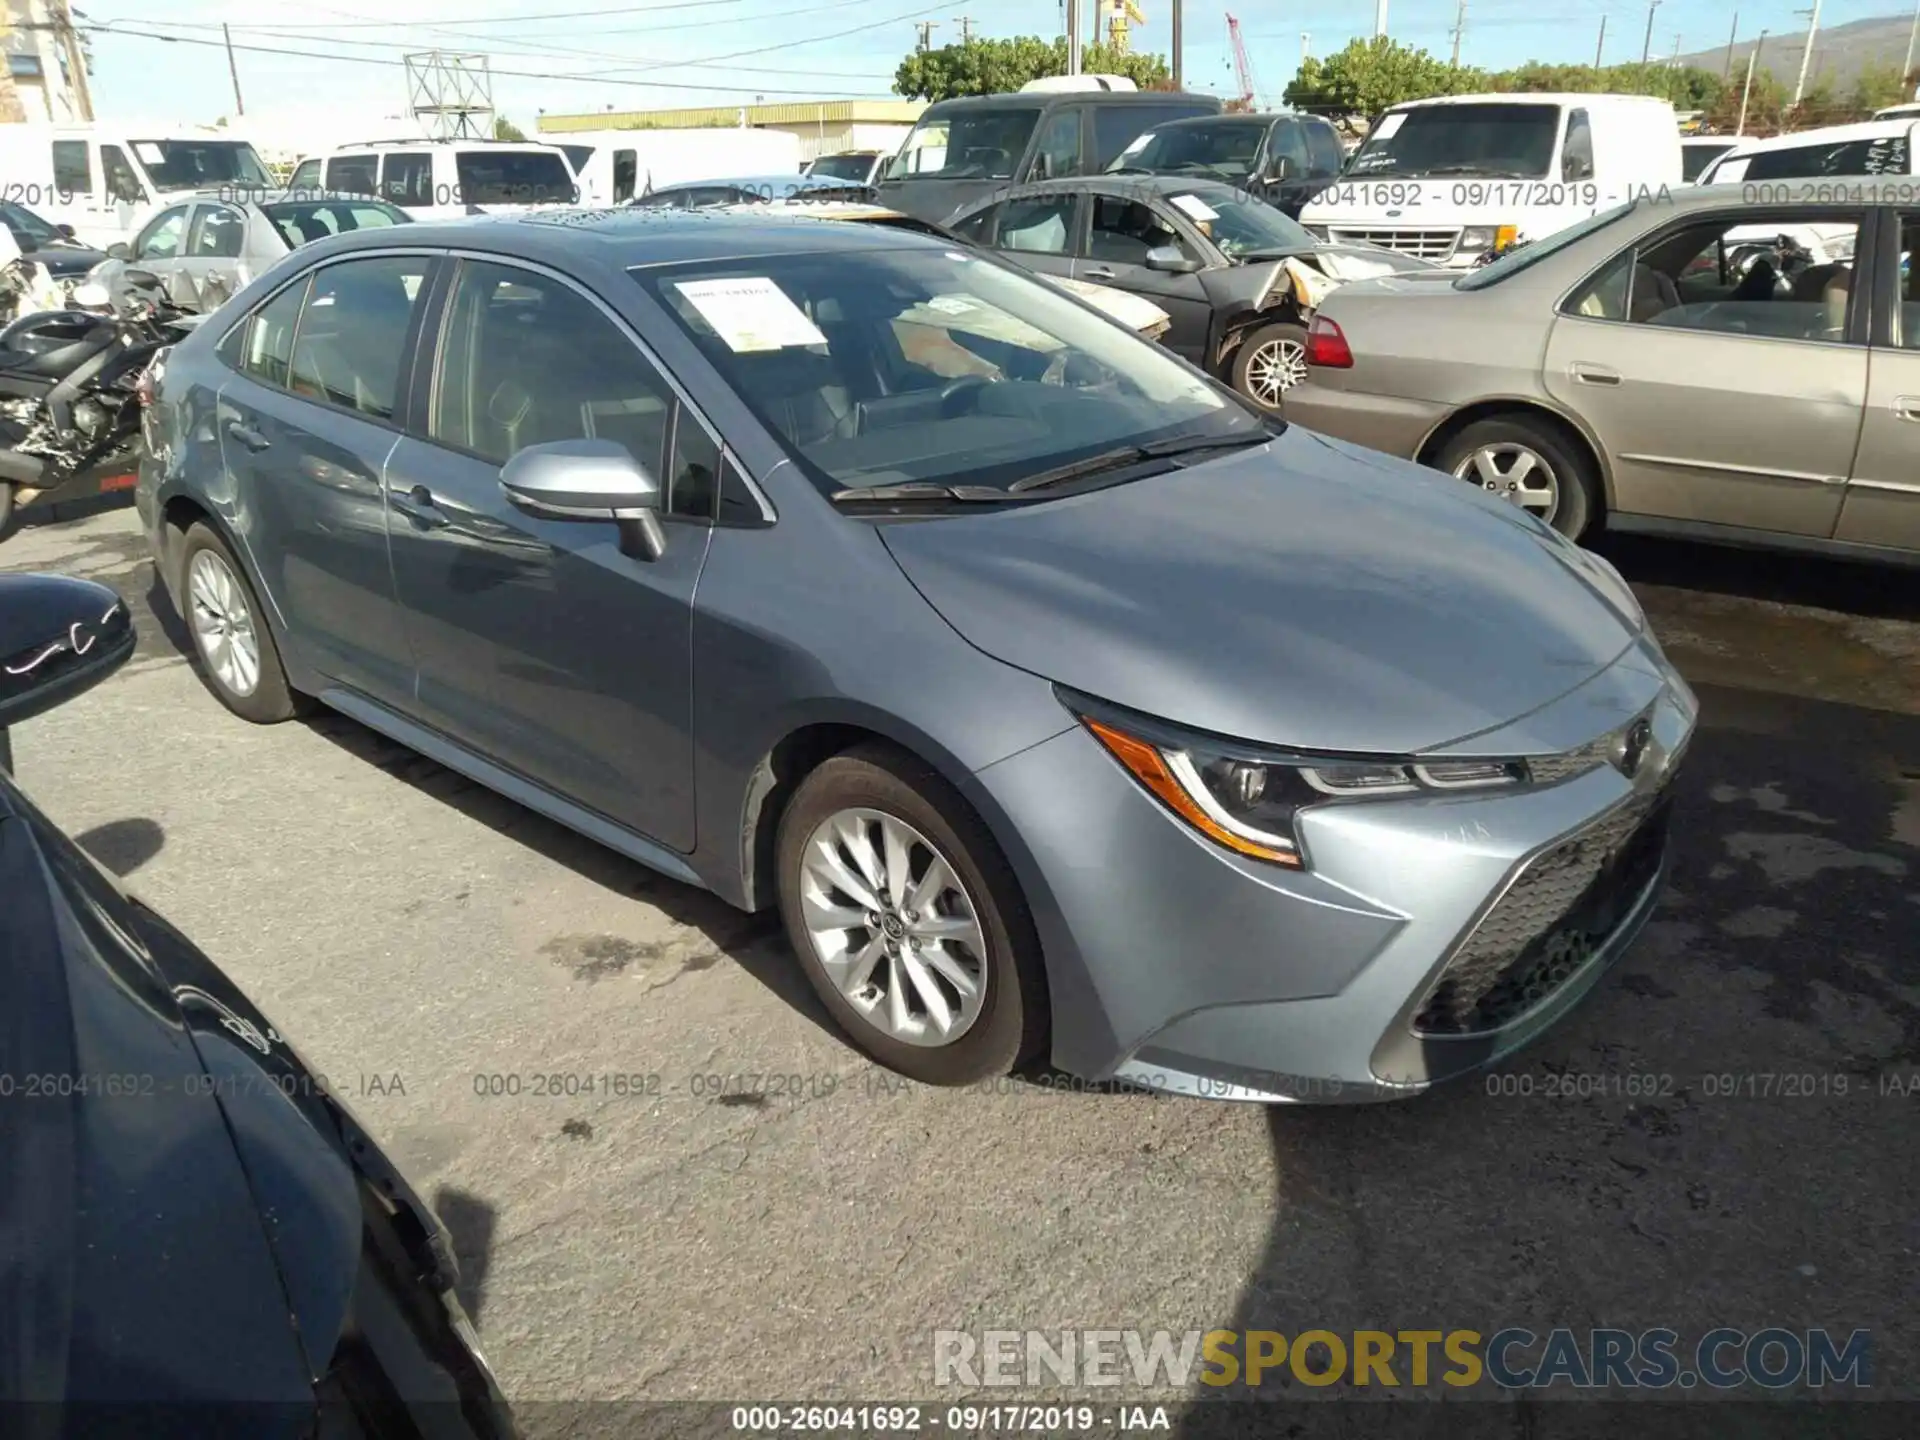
92, 0, 791, 29
84, 15, 940, 95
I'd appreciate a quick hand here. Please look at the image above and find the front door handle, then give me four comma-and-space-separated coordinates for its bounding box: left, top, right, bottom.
1892, 395, 1920, 423
390, 483, 449, 530
224, 419, 270, 452
1080, 265, 1116, 281
1570, 363, 1621, 386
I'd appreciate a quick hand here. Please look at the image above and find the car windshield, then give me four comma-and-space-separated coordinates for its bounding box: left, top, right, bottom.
886, 109, 1041, 181
262, 200, 411, 248
811, 153, 878, 181
1452, 199, 1639, 290
455, 149, 577, 205
129, 139, 274, 191
632, 245, 1255, 497
1113, 120, 1267, 178
1174, 190, 1317, 258
1348, 103, 1561, 179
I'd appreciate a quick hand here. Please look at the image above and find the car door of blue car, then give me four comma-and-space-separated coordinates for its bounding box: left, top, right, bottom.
380, 256, 711, 853
212, 252, 437, 705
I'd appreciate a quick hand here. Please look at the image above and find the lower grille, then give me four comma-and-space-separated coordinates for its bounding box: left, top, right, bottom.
1413, 791, 1672, 1036
1328, 226, 1461, 262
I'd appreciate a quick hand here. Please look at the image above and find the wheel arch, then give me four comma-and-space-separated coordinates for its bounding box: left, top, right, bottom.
157, 491, 310, 689
1415, 398, 1615, 511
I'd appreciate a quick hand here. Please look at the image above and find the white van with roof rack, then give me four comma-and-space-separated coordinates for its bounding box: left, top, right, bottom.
1297, 92, 1681, 268
0, 125, 276, 249
285, 137, 581, 219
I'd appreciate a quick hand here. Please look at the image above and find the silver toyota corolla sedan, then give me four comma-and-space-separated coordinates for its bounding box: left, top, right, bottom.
137, 209, 1695, 1102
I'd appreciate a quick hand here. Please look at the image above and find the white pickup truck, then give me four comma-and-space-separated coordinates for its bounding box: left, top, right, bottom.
1298, 92, 1682, 269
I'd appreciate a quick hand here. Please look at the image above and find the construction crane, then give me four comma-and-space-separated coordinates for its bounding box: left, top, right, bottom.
1227, 13, 1262, 109
1103, 0, 1146, 52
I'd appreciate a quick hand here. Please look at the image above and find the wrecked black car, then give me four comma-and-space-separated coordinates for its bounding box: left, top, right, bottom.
947, 174, 1434, 411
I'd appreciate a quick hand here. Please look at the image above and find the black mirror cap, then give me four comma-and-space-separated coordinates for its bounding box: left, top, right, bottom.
55, 223, 75, 239
0, 574, 135, 733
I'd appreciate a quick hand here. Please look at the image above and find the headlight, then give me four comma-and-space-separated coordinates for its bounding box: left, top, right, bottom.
1458, 224, 1519, 251
1072, 697, 1526, 869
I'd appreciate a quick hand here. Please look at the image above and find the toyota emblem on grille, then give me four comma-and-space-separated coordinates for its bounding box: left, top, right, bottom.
1612, 718, 1654, 777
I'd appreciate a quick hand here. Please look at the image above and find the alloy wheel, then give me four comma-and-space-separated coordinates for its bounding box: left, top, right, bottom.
1453, 442, 1560, 523
187, 549, 262, 698
798, 807, 988, 1048
1244, 337, 1308, 409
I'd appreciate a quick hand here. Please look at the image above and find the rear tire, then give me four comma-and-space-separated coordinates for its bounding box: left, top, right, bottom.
775, 744, 1048, 1086
1434, 414, 1599, 541
1230, 320, 1309, 414
0, 484, 13, 543
178, 522, 307, 724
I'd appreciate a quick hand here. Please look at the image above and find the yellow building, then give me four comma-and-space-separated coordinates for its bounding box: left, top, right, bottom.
538, 99, 925, 163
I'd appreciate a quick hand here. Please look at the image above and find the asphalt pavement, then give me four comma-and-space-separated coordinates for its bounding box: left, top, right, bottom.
3, 505, 1916, 1416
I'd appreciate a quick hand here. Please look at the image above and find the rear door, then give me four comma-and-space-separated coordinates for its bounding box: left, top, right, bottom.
1542, 206, 1867, 537
125, 203, 190, 300
988, 191, 1081, 284
213, 253, 436, 703
180, 200, 247, 310
1835, 210, 1920, 551
382, 257, 712, 851
1078, 191, 1212, 360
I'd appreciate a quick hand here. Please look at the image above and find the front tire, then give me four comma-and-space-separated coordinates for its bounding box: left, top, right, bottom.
775, 745, 1047, 1085
0, 483, 13, 543
1434, 415, 1599, 541
1230, 320, 1309, 414
178, 522, 306, 724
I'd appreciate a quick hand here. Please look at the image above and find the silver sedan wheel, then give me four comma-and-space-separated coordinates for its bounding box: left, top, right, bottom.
798, 807, 988, 1048
1243, 336, 1307, 409
1454, 442, 1559, 523
187, 549, 262, 699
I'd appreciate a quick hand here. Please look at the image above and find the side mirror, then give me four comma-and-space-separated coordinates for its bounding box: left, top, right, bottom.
500, 438, 667, 561
55, 223, 75, 239
1031, 152, 1055, 181
107, 242, 131, 260
0, 574, 135, 735
1145, 244, 1200, 274
1268, 154, 1293, 181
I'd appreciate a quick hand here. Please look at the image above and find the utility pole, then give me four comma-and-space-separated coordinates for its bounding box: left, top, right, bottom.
1302, 31, 1311, 64
1669, 32, 1680, 67
1450, 0, 1467, 65
1904, 0, 1919, 91
222, 23, 246, 116
49, 0, 92, 121
1065, 0, 1081, 71
1722, 12, 1738, 78
1791, 0, 1820, 106
1737, 28, 1767, 133
955, 15, 974, 43
1640, 0, 1660, 65
914, 19, 939, 49
1594, 14, 1607, 66
1171, 0, 1183, 87
1374, 0, 1388, 39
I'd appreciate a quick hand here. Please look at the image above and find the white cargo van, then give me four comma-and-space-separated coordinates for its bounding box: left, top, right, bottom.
0, 125, 276, 249
1298, 93, 1681, 268
544, 128, 802, 206
285, 138, 581, 219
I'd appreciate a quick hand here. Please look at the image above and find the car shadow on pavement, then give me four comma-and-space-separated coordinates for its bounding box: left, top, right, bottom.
299, 709, 838, 1039
430, 1184, 498, 1324
75, 816, 165, 877
1596, 533, 1920, 623
1183, 681, 1920, 1414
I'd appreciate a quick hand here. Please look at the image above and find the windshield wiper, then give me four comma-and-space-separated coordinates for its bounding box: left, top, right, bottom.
1008, 430, 1270, 494
831, 481, 1021, 505
1417, 164, 1536, 178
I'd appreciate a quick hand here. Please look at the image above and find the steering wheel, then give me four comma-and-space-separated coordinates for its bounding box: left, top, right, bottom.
937, 373, 995, 415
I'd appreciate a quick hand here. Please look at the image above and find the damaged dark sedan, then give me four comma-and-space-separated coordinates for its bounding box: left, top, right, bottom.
947, 174, 1434, 411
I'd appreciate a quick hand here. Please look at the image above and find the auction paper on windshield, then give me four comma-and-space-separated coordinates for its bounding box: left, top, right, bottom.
673, 277, 828, 353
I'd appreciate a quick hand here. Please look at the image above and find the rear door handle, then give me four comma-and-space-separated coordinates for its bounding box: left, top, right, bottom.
224, 419, 270, 452
390, 483, 449, 530
1080, 266, 1116, 281
1570, 363, 1621, 386
1893, 395, 1920, 423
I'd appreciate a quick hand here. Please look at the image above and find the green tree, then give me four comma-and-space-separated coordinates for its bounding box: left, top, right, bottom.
1848, 62, 1909, 116
1282, 37, 1485, 115
493, 115, 528, 141
893, 36, 1169, 101
1706, 66, 1786, 134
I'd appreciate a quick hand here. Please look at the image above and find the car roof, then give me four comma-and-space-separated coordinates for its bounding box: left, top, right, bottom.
299, 207, 952, 268
921, 90, 1217, 115
1149, 113, 1302, 128
322, 137, 571, 152
649, 173, 827, 192
1717, 117, 1916, 157
1385, 91, 1671, 110
956, 174, 1246, 209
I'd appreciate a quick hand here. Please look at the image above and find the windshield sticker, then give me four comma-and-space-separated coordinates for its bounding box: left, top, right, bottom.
133, 141, 166, 166
672, 276, 827, 352
926, 295, 977, 314
1121, 132, 1152, 155
1170, 193, 1220, 221
1372, 113, 1407, 141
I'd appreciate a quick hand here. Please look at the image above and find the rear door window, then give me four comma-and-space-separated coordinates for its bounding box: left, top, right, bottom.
380, 152, 434, 206
325, 154, 379, 195
239, 278, 309, 389
287, 158, 322, 192
132, 204, 189, 260
996, 195, 1077, 254
286, 255, 433, 421
453, 149, 576, 205
187, 203, 245, 258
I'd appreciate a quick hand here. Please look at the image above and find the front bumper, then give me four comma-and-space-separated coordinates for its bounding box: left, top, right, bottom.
976, 640, 1696, 1102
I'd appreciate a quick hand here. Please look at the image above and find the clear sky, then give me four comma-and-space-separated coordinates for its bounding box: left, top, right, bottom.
81, 0, 1905, 128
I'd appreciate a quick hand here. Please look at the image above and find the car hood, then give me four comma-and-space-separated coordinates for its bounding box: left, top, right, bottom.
879, 427, 1638, 753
